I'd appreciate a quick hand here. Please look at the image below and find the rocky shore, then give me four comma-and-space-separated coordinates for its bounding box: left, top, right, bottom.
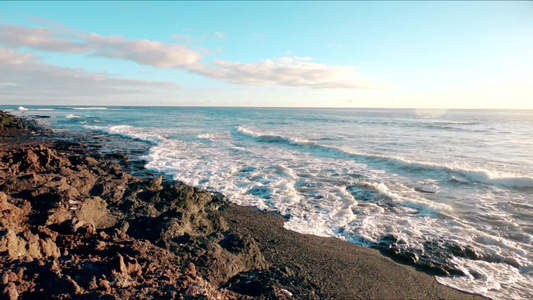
0, 111, 483, 299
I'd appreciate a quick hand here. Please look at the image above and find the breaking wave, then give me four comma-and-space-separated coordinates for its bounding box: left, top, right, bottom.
72, 107, 108, 110
236, 126, 533, 189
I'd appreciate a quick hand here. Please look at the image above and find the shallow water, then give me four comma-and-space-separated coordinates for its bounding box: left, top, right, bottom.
6, 105, 533, 299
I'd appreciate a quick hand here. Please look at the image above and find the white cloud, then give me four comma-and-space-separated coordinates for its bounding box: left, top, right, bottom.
192, 57, 388, 89
293, 56, 312, 61
172, 34, 193, 43
0, 22, 388, 90
84, 33, 202, 68
0, 48, 177, 100
275, 57, 293, 63
0, 24, 89, 53
0, 23, 203, 68
0, 48, 33, 65
214, 31, 226, 39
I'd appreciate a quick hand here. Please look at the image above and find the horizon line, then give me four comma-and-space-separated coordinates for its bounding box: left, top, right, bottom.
4, 104, 532, 111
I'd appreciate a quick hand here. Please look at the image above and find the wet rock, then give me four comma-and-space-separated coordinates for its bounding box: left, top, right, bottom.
147, 175, 163, 192
2, 282, 18, 300
0, 111, 23, 130
65, 275, 83, 295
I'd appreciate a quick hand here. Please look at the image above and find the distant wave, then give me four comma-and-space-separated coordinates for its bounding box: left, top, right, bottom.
72, 107, 108, 110
236, 125, 533, 189
84, 125, 163, 144
237, 125, 316, 146
343, 150, 533, 189
66, 114, 81, 119
452, 169, 533, 189
197, 131, 230, 139
14, 107, 54, 112
419, 123, 489, 133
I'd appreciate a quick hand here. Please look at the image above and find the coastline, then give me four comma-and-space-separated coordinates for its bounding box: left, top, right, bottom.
0, 111, 484, 299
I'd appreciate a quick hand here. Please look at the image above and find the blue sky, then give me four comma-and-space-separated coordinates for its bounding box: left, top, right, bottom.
0, 1, 532, 108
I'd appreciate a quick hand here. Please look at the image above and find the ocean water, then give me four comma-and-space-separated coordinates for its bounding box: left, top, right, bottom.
5, 105, 533, 299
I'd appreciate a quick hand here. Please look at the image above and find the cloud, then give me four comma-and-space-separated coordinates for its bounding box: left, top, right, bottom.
0, 23, 203, 68
171, 33, 207, 46
191, 58, 387, 89
0, 22, 388, 90
293, 56, 312, 61
0, 48, 34, 65
275, 57, 294, 63
0, 48, 177, 100
274, 56, 312, 63
0, 24, 89, 53
172, 34, 194, 44
214, 31, 226, 39
85, 33, 202, 68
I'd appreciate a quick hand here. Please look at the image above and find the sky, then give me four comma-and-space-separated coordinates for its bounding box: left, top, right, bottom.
0, 1, 532, 109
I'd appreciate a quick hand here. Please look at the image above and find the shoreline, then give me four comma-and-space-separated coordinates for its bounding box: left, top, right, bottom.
0, 111, 484, 299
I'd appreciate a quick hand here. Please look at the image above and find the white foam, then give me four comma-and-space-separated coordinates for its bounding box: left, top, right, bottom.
35, 108, 55, 111
237, 126, 533, 189
84, 125, 164, 143
72, 107, 108, 110
237, 125, 316, 145
66, 114, 81, 119
453, 169, 533, 189
436, 257, 533, 299
340, 148, 533, 189
18, 106, 28, 111
198, 131, 230, 139
274, 164, 298, 180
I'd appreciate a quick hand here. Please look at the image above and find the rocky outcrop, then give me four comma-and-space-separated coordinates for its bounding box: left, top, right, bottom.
0, 139, 268, 299
0, 111, 24, 130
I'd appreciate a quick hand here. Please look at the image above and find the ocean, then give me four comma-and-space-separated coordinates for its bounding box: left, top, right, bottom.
5, 106, 532, 299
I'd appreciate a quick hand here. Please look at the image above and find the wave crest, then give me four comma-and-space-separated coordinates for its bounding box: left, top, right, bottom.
84, 125, 164, 144
236, 125, 533, 189
72, 107, 108, 110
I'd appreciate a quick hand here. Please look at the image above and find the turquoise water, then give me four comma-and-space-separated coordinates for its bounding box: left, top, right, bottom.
5, 106, 533, 299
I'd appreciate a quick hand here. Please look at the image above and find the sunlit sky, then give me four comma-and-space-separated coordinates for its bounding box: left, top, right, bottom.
1, 1, 532, 109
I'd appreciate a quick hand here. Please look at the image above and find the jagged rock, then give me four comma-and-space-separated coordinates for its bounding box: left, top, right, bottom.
147, 175, 163, 192
0, 135, 271, 299
75, 197, 115, 229
2, 282, 18, 300
0, 111, 24, 130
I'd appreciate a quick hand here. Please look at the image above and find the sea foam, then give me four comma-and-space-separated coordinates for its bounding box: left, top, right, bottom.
84, 125, 163, 144
72, 107, 108, 110
237, 125, 533, 189
75, 108, 533, 300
